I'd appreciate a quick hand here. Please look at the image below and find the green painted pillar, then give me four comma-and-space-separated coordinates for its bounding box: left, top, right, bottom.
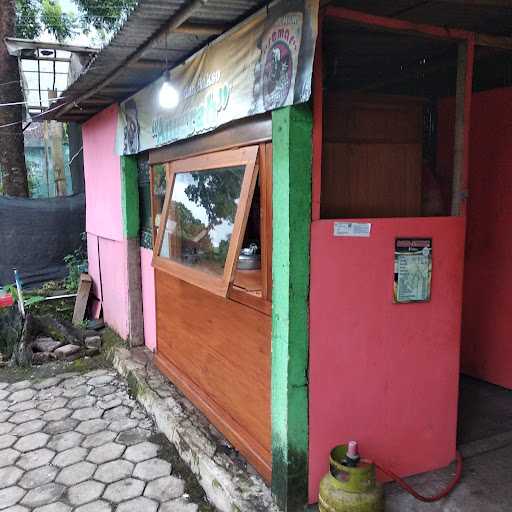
272, 104, 312, 511
120, 155, 144, 347
121, 155, 140, 239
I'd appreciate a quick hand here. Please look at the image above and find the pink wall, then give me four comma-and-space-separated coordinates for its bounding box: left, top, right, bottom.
140, 247, 156, 350
97, 237, 129, 339
83, 104, 124, 242
460, 88, 512, 389
308, 217, 465, 502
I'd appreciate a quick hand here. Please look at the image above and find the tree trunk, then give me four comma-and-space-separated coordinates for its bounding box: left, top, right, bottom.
0, 0, 29, 197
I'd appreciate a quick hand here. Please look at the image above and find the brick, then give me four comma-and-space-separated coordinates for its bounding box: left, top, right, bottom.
33, 339, 62, 354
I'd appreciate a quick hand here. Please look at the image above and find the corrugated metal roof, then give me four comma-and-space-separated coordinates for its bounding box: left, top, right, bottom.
46, 0, 512, 122
46, 0, 264, 121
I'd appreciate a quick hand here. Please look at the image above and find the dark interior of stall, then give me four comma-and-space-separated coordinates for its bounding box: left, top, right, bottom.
321, 16, 512, 448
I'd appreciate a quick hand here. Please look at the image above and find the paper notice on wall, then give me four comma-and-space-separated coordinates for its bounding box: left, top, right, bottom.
394, 238, 432, 303
333, 222, 372, 238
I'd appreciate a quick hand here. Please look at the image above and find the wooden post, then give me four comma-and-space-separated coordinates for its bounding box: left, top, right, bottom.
451, 39, 475, 216
49, 121, 67, 196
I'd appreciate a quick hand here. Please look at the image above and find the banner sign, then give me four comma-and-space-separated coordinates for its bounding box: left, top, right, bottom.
116, 0, 318, 155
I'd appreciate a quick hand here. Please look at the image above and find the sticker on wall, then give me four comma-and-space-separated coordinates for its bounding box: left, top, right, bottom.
333, 222, 371, 238
394, 238, 432, 303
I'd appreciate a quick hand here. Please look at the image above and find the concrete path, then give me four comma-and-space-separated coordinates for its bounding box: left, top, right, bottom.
0, 369, 210, 511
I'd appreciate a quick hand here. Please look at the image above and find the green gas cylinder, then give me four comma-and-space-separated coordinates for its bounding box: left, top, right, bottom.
318, 444, 384, 512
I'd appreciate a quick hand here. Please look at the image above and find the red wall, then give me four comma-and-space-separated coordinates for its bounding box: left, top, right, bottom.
460, 88, 512, 389
308, 217, 465, 502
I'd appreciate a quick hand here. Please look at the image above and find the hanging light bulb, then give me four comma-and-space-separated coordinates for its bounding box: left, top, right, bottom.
159, 80, 179, 109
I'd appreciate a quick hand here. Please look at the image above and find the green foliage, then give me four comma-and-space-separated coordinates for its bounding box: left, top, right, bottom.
15, 0, 136, 42
16, 0, 78, 41
64, 232, 87, 292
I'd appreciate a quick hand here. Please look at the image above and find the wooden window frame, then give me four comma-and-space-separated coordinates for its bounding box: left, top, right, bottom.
152, 146, 259, 297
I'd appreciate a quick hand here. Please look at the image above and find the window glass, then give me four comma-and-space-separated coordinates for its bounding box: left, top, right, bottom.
159, 166, 245, 276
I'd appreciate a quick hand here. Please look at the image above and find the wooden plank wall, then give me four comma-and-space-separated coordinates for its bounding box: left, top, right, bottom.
155, 270, 271, 480
321, 93, 424, 219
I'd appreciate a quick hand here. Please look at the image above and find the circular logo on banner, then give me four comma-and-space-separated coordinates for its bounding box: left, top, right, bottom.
262, 41, 293, 110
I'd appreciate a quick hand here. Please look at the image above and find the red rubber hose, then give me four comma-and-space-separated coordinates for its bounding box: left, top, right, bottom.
374, 451, 463, 503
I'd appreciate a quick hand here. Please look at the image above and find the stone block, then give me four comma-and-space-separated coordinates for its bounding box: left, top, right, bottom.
33, 338, 62, 353
54, 345, 81, 360
144, 476, 185, 502
103, 478, 144, 503
84, 336, 101, 350
66, 480, 105, 507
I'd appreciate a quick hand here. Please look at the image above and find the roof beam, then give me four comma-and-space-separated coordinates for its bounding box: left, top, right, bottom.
173, 22, 226, 35
475, 33, 512, 50
53, 0, 209, 120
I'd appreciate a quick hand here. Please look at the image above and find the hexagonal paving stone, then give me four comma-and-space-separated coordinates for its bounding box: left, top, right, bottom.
0, 390, 9, 401
33, 377, 64, 391
71, 407, 103, 422
44, 418, 79, 435
62, 377, 86, 389
91, 385, 117, 397
0, 434, 17, 449
81, 430, 116, 449
94, 460, 133, 483
0, 485, 26, 509
87, 375, 115, 387
66, 480, 105, 507
62, 386, 91, 399
74, 500, 110, 512
117, 496, 158, 512
0, 448, 20, 467
16, 448, 55, 470
159, 500, 199, 512
47, 431, 84, 452
0, 422, 14, 435
21, 483, 65, 508
33, 502, 71, 512
133, 458, 171, 481
38, 398, 68, 412
9, 409, 43, 424
0, 466, 23, 489
76, 419, 108, 435
97, 396, 122, 410
9, 389, 36, 403
18, 466, 59, 490
108, 419, 139, 433
116, 428, 151, 446
84, 369, 110, 378
0, 411, 12, 423
37, 387, 64, 401
124, 441, 159, 463
42, 408, 72, 422
103, 406, 131, 421
0, 400, 9, 411
14, 432, 50, 453
144, 476, 185, 502
67, 396, 96, 410
12, 420, 47, 437
8, 381, 31, 392
55, 461, 96, 486
9, 400, 36, 412
103, 478, 144, 503
87, 442, 125, 464
53, 447, 88, 468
